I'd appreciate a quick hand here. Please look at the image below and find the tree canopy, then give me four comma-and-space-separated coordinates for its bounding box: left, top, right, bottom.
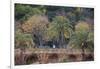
15, 3, 94, 50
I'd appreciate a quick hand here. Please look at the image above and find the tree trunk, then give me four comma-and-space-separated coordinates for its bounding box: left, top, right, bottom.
58, 30, 65, 48
81, 43, 85, 61
39, 36, 43, 47
82, 48, 85, 61
61, 31, 64, 48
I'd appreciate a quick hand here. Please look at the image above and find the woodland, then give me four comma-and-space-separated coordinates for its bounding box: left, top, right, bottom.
15, 4, 94, 65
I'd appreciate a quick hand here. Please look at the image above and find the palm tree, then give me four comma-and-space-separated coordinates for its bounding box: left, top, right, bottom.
70, 31, 89, 60
68, 21, 93, 60
48, 16, 73, 48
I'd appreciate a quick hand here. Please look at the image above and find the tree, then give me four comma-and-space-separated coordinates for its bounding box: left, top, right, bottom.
68, 21, 93, 60
86, 31, 94, 52
15, 30, 34, 50
21, 15, 49, 47
47, 16, 73, 48
15, 4, 47, 22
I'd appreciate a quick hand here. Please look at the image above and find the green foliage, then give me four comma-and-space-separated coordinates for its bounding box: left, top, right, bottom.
45, 23, 59, 40
86, 32, 94, 51
15, 4, 47, 21
46, 16, 73, 47
52, 16, 73, 37
70, 31, 89, 49
15, 30, 34, 49
15, 4, 94, 50
69, 22, 93, 51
